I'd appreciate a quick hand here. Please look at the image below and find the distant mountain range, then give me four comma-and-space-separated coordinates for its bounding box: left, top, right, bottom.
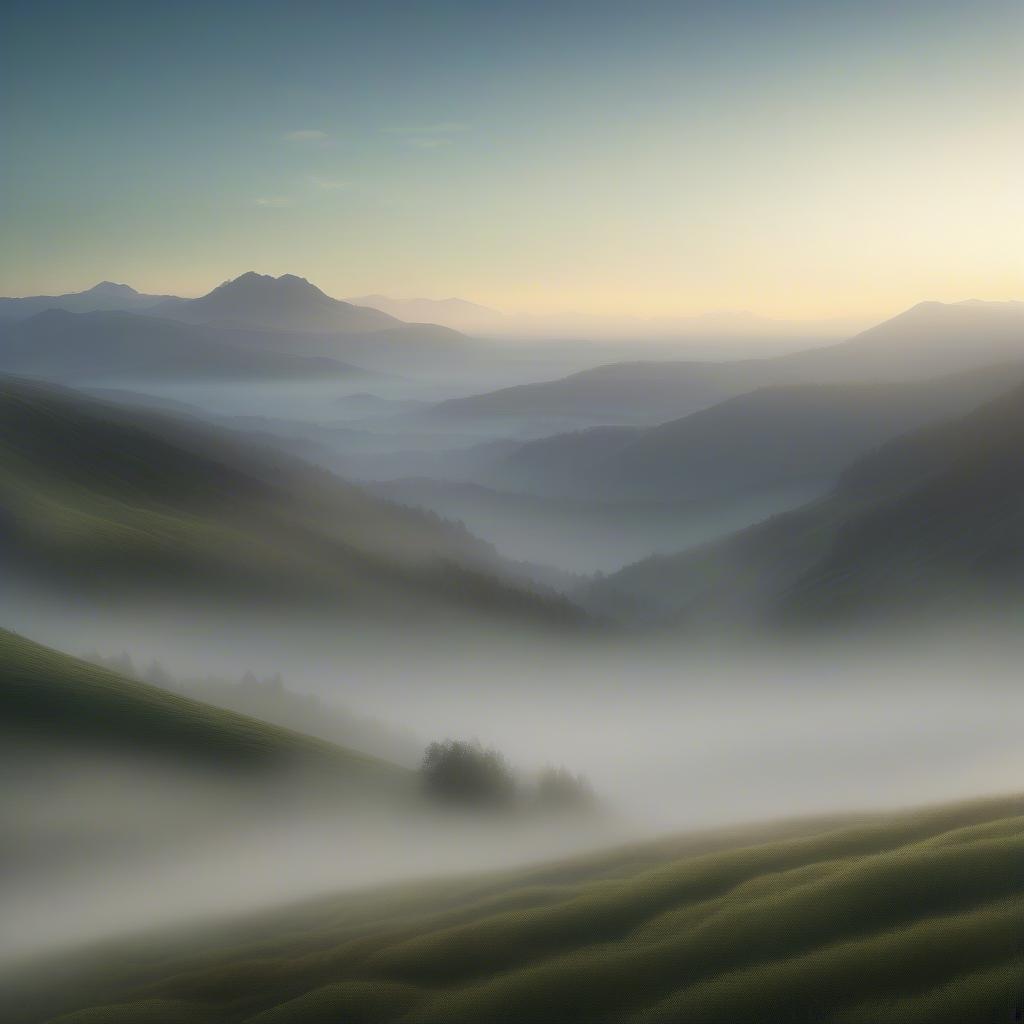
583, 378, 1024, 626
0, 273, 480, 380
349, 294, 871, 345
349, 294, 506, 334
425, 300, 1024, 429
0, 309, 371, 382
156, 272, 402, 333
479, 365, 1024, 502
0, 281, 177, 320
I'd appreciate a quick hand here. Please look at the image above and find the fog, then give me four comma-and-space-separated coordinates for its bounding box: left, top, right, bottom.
5, 588, 1024, 966
6, 368, 1024, 981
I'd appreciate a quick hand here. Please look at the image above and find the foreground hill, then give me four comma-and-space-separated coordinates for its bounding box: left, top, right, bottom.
585, 380, 1024, 625
0, 628, 404, 785
482, 368, 1021, 501
0, 377, 580, 626
425, 300, 1024, 429
0, 310, 368, 382
11, 792, 1024, 1023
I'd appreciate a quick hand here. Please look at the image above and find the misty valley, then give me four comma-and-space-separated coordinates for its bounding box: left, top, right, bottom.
1, 269, 1023, 1024
4, 4, 1024, 1014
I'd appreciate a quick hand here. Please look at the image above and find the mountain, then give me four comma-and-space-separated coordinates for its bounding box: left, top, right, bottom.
423, 300, 1024, 430
155, 272, 404, 333
584, 379, 1024, 626
371, 477, 811, 577
349, 294, 507, 333
480, 367, 1024, 501
278, 322, 477, 374
15, 791, 1024, 1024
0, 376, 581, 626
349, 295, 871, 347
776, 299, 1024, 380
424, 359, 768, 431
0, 281, 177, 320
0, 309, 370, 382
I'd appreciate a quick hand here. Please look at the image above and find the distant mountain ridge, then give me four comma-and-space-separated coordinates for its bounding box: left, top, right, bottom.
0, 281, 177, 320
0, 309, 369, 382
426, 299, 1024, 428
479, 366, 1024, 502
349, 294, 871, 343
154, 272, 404, 333
583, 377, 1024, 626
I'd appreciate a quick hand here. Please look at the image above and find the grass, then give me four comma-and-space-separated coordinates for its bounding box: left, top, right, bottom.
0, 627, 408, 783
0, 375, 583, 624
8, 792, 1022, 1024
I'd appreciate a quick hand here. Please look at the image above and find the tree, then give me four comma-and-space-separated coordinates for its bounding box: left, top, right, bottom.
536, 766, 596, 811
420, 739, 517, 808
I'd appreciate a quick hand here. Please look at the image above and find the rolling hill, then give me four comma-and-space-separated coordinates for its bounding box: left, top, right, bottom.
0, 376, 580, 626
10, 791, 1024, 1023
0, 627, 405, 783
584, 379, 1024, 625
479, 367, 1024, 501
0, 310, 368, 382
424, 300, 1024, 430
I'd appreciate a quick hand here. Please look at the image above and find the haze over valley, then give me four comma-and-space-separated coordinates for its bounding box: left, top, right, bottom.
4, 2, 1024, 1021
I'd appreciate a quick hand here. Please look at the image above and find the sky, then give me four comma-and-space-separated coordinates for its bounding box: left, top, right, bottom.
2, 0, 1022, 319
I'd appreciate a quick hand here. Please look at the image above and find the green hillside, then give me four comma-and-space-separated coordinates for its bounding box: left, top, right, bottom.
585, 380, 1024, 625
0, 627, 408, 784
12, 793, 1024, 1024
0, 376, 580, 625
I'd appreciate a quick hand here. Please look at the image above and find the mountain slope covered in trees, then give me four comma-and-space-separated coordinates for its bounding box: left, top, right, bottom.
584, 380, 1024, 625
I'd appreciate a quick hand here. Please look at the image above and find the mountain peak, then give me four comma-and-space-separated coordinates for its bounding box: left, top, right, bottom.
214, 272, 325, 298
88, 281, 139, 297
163, 272, 407, 334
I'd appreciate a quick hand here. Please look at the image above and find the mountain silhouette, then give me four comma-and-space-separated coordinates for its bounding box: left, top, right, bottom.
154, 272, 403, 333
0, 281, 176, 319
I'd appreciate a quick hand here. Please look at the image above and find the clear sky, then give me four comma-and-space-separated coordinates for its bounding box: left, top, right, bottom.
2, 0, 1021, 318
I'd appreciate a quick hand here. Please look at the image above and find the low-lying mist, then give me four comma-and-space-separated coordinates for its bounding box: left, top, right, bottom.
5, 593, 1024, 968
1, 744, 616, 965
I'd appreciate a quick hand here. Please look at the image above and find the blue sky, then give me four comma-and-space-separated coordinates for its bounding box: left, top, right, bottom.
2, 0, 1021, 316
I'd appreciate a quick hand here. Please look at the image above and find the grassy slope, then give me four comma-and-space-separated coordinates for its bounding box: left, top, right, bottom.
15, 793, 1024, 1024
0, 376, 579, 624
0, 627, 408, 783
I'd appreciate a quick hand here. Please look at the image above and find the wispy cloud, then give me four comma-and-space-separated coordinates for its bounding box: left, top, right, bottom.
383, 121, 473, 150
417, 121, 472, 135
254, 196, 294, 208
306, 174, 347, 190
283, 129, 329, 143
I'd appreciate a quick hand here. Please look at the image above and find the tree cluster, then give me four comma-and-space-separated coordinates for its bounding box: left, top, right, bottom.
419, 739, 597, 813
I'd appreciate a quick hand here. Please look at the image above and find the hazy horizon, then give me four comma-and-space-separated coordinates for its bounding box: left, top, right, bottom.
5, 4, 1024, 1020
4, 0, 1022, 324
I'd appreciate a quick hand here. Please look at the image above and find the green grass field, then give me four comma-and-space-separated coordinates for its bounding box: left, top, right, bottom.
9, 791, 1022, 1024
0, 627, 409, 784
